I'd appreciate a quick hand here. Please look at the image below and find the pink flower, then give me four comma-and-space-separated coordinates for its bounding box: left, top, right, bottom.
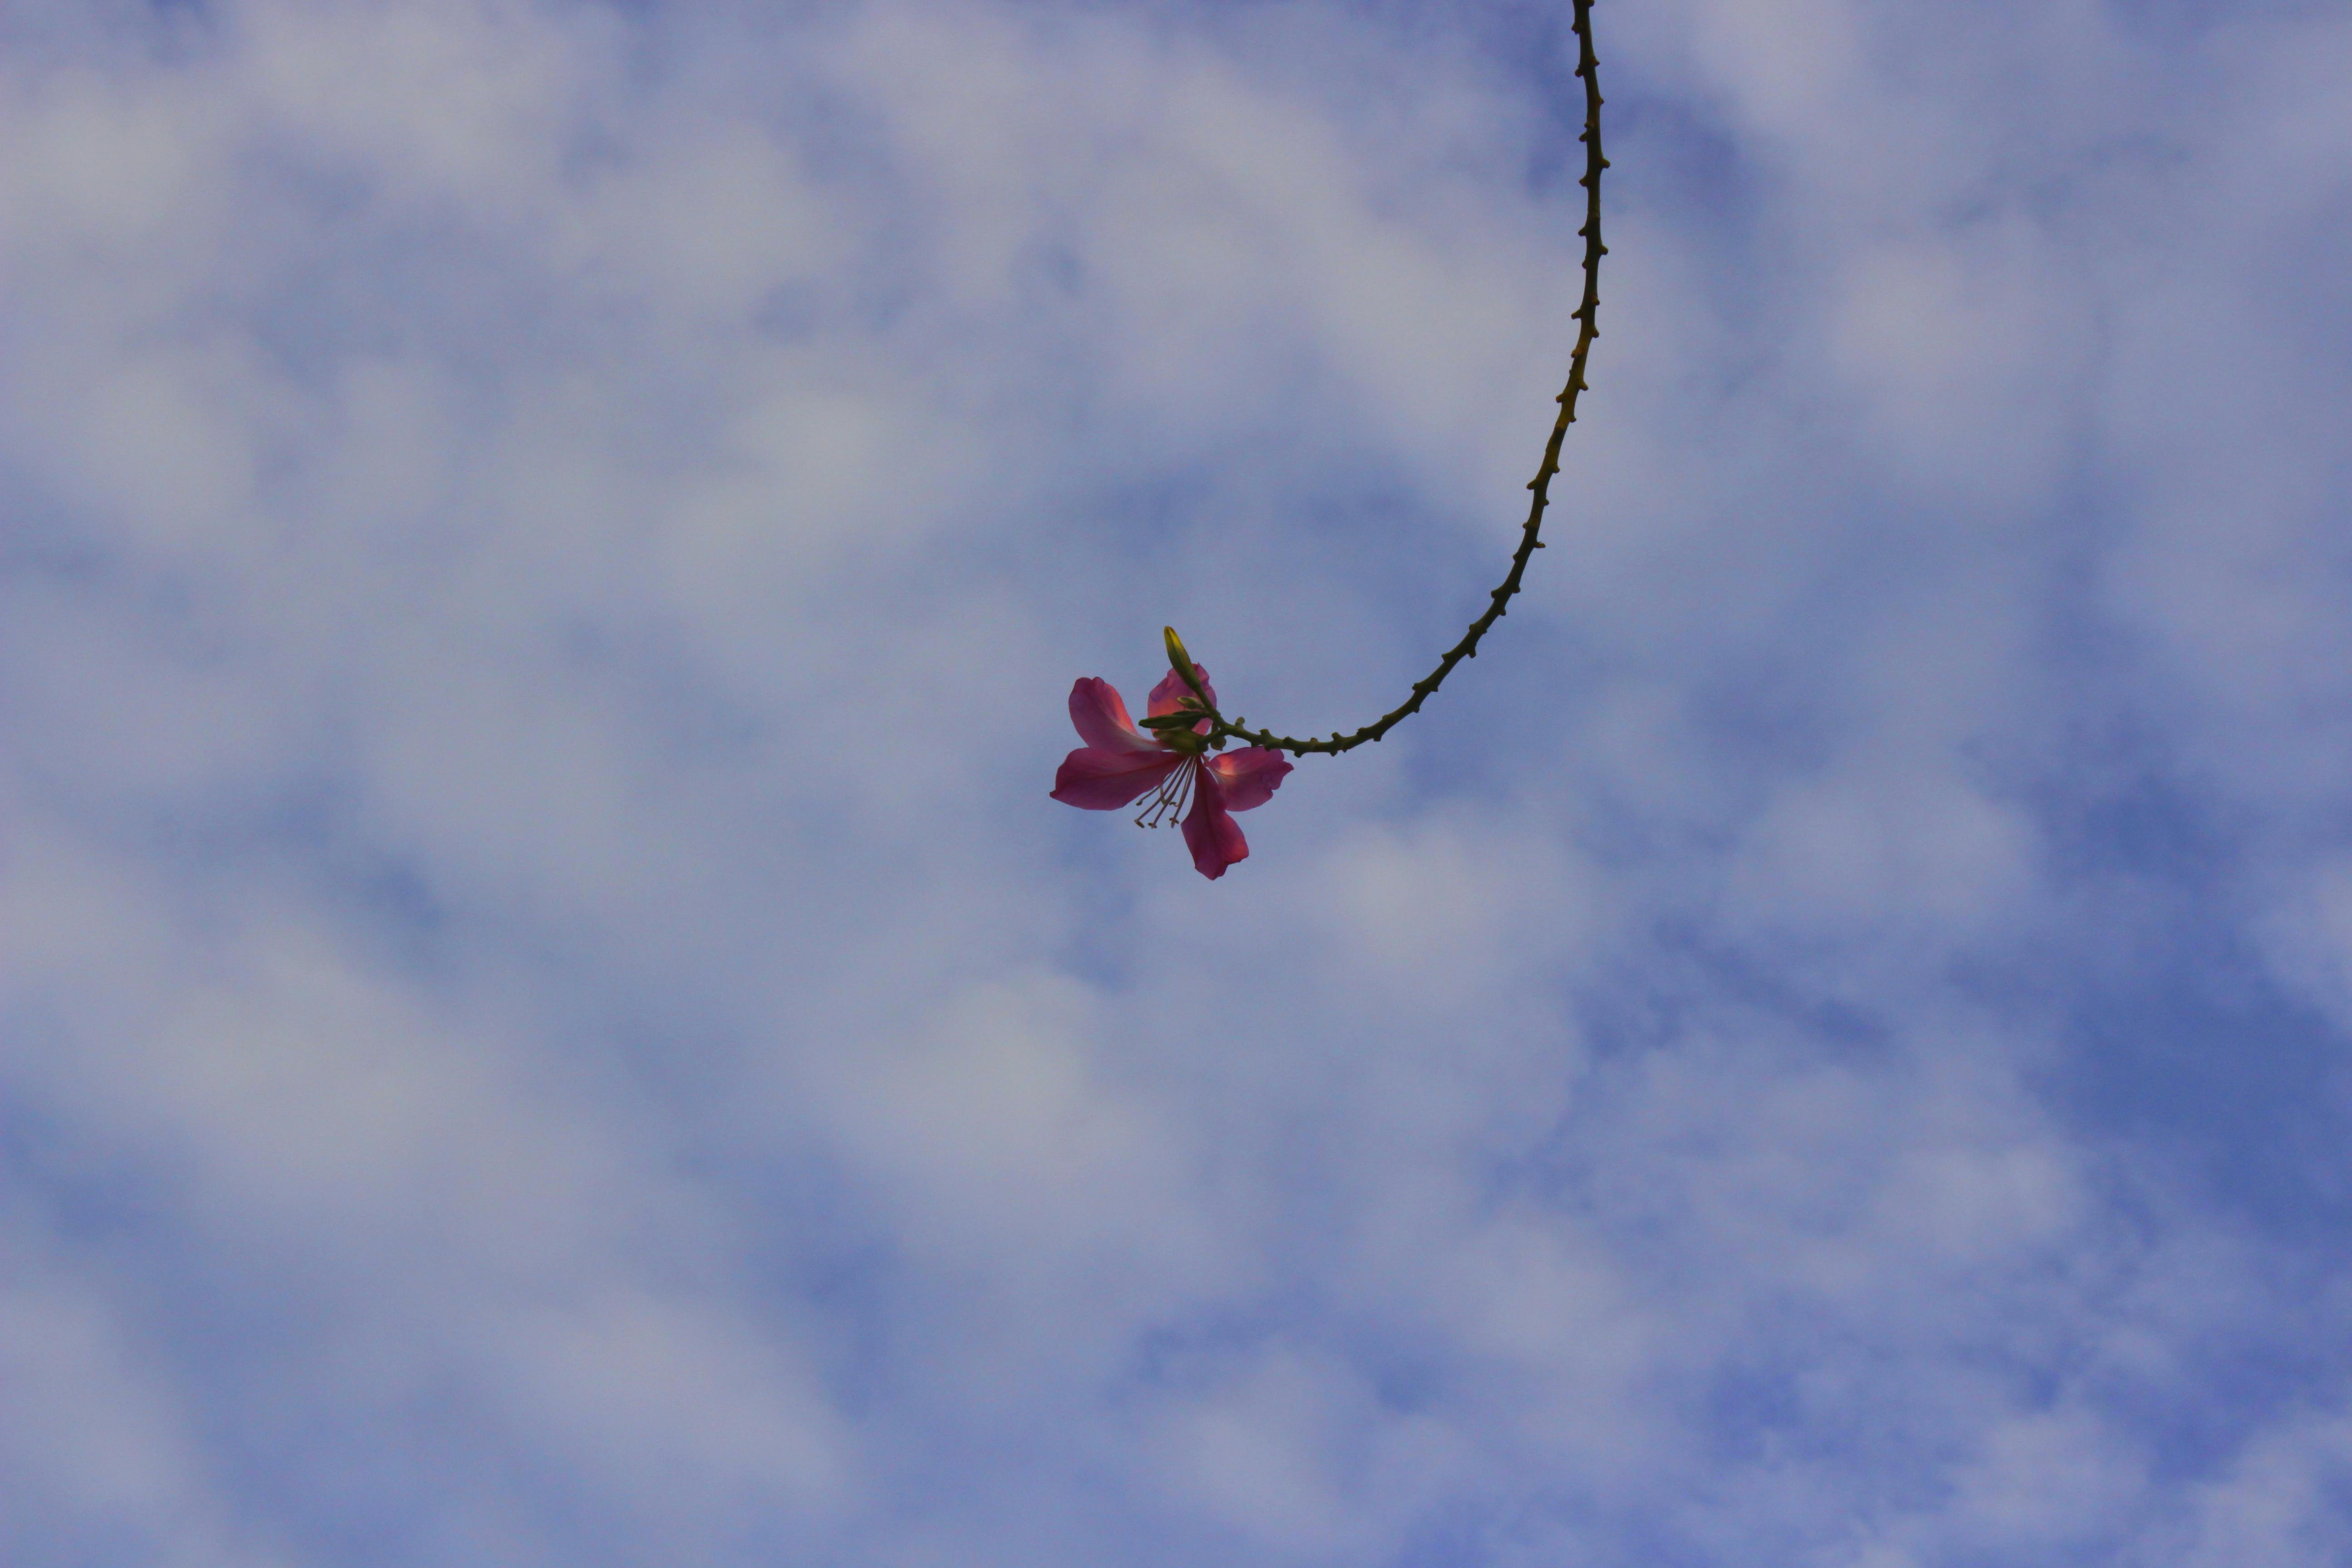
1050, 667, 1294, 880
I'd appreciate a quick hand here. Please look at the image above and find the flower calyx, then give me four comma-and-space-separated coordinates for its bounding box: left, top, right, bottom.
1137, 704, 1215, 753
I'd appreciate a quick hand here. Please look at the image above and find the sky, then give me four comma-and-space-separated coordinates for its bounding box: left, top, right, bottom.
2, 0, 2350, 1563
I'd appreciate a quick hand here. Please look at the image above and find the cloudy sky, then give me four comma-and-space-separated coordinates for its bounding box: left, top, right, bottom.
4, 0, 2350, 1563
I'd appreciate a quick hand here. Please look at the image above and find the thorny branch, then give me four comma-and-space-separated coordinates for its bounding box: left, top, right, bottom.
1186, 0, 1607, 759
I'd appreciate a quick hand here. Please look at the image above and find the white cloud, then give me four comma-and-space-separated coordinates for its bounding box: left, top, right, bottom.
3, 0, 2350, 1563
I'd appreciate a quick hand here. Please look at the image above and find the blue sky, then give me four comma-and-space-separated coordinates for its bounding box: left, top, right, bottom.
3, 0, 2350, 1563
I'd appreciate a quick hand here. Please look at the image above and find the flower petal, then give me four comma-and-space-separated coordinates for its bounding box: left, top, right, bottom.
1147, 665, 1217, 719
1181, 768, 1249, 878
1204, 747, 1292, 813
1069, 677, 1162, 755
1052, 747, 1181, 810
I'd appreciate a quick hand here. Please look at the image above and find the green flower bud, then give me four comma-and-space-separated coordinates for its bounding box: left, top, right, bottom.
1163, 626, 1212, 706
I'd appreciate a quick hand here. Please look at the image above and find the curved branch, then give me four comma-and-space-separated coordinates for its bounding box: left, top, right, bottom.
1205, 0, 1607, 759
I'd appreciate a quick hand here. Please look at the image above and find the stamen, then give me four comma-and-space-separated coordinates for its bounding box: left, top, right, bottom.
1133, 758, 1197, 829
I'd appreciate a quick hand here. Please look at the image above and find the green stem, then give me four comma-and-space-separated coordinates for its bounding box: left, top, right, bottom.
1206, 0, 1606, 759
